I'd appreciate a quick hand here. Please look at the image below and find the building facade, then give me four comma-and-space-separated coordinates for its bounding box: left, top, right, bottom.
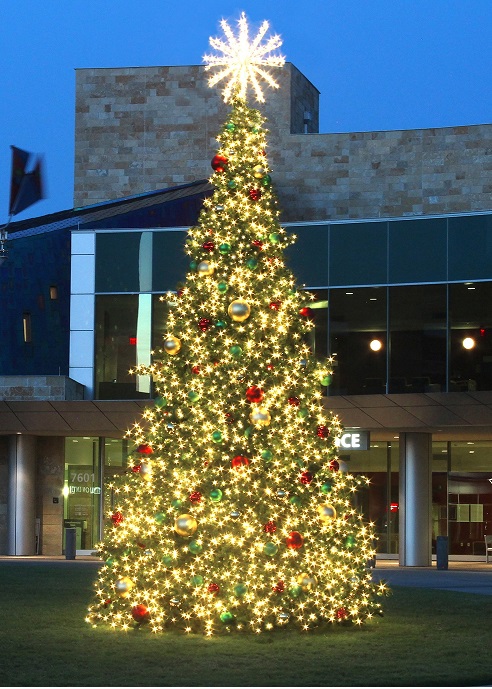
1, 63, 492, 564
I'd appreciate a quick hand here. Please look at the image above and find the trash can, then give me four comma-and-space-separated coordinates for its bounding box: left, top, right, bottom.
436, 535, 448, 570
65, 527, 77, 560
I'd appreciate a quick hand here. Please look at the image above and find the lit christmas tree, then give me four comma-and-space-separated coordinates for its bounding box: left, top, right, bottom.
87, 13, 387, 635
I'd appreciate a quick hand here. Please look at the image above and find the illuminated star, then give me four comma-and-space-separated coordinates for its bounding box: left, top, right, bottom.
203, 12, 285, 103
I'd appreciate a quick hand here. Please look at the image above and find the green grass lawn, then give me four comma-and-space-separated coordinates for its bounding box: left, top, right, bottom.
0, 562, 490, 687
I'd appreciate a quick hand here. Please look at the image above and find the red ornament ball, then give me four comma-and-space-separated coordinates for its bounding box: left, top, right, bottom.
249, 188, 262, 201
176, 288, 184, 297
329, 459, 340, 472
272, 580, 285, 593
224, 412, 235, 424
286, 531, 304, 549
269, 300, 281, 311
136, 443, 153, 455
103, 598, 112, 608
336, 607, 348, 620
317, 425, 330, 439
266, 364, 274, 371
300, 471, 313, 485
191, 365, 201, 375
288, 396, 300, 407
189, 491, 202, 504
111, 511, 124, 525
299, 307, 314, 319
263, 520, 277, 534
208, 583, 220, 595
246, 385, 264, 403
198, 318, 212, 332
202, 240, 215, 252
131, 464, 142, 473
131, 604, 150, 623
252, 239, 264, 250
231, 455, 249, 469
211, 154, 228, 172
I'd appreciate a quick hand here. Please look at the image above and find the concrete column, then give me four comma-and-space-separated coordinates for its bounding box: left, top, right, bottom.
399, 432, 432, 567
7, 435, 37, 555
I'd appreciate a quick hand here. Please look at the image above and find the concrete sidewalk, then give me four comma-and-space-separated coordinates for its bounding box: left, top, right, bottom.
0, 555, 491, 595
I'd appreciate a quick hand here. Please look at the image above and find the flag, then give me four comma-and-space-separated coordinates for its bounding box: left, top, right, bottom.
8, 146, 45, 216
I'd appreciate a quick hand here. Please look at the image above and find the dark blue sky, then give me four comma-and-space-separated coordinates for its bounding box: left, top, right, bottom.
2, 0, 492, 220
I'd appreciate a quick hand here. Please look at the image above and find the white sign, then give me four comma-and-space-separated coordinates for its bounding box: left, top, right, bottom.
334, 430, 370, 451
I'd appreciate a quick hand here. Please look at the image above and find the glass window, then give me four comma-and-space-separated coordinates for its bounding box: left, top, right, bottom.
285, 225, 328, 287
152, 230, 189, 292
103, 438, 129, 516
302, 289, 328, 361
63, 437, 101, 552
95, 295, 152, 400
329, 221, 387, 286
389, 218, 447, 283
329, 287, 387, 395
95, 232, 144, 292
449, 215, 492, 281
389, 284, 446, 393
449, 282, 492, 391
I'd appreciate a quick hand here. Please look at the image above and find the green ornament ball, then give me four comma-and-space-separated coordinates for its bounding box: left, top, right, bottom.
261, 173, 272, 187
345, 535, 356, 549
229, 345, 243, 358
220, 611, 235, 624
261, 449, 273, 462
171, 498, 183, 509
269, 232, 280, 244
263, 542, 279, 557
289, 495, 302, 506
154, 396, 167, 408
209, 488, 223, 502
219, 243, 231, 254
251, 126, 260, 133
105, 557, 114, 567
212, 431, 223, 444
246, 257, 258, 270
227, 180, 237, 189
234, 583, 248, 597
188, 390, 200, 403
190, 574, 204, 587
189, 260, 197, 270
297, 407, 309, 419
162, 554, 173, 567
321, 374, 332, 387
321, 481, 333, 494
226, 122, 236, 131
217, 281, 229, 294
154, 511, 167, 524
188, 540, 203, 555
215, 320, 226, 329
244, 426, 253, 438
288, 585, 303, 599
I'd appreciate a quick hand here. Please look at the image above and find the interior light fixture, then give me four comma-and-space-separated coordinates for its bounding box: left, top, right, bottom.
462, 337, 475, 350
369, 338, 382, 352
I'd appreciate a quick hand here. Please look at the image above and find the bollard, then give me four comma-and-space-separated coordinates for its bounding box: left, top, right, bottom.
65, 527, 77, 560
436, 535, 448, 570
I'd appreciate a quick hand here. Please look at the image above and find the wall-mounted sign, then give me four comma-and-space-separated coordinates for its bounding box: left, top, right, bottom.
68, 465, 101, 495
334, 430, 370, 451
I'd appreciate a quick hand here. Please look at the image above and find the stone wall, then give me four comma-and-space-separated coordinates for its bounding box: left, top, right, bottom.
37, 437, 65, 556
0, 376, 84, 401
74, 63, 492, 222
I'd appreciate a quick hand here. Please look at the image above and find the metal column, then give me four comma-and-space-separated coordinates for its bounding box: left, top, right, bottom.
399, 432, 432, 567
7, 435, 37, 555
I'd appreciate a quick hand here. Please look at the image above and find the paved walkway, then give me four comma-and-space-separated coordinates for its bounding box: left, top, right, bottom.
1, 555, 491, 595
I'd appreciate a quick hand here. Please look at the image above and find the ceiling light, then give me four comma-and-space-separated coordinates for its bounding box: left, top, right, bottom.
370, 338, 382, 352
463, 337, 475, 350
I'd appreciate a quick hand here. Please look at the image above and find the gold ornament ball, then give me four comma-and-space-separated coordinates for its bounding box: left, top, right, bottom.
249, 407, 271, 427
140, 462, 152, 481
174, 514, 198, 537
163, 335, 181, 355
228, 299, 251, 322
297, 573, 317, 591
115, 576, 134, 598
318, 503, 337, 521
253, 165, 266, 179
197, 260, 215, 276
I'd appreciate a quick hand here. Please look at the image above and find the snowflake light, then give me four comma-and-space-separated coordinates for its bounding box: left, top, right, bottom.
203, 12, 285, 103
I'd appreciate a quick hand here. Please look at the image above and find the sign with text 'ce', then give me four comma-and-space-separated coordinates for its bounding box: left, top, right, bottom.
334, 430, 370, 451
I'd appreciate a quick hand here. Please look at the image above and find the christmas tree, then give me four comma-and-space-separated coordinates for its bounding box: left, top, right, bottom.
87, 13, 387, 635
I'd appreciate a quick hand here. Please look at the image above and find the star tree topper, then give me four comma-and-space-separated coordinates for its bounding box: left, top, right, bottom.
203, 12, 285, 103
